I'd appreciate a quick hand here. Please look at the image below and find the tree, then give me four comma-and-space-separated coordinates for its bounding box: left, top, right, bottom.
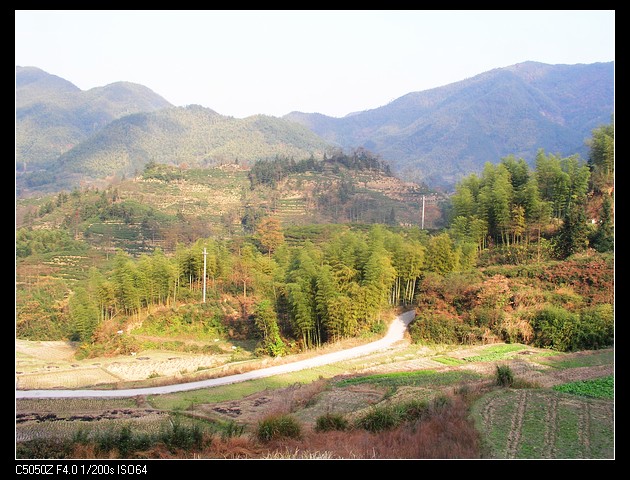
588, 119, 614, 192
256, 216, 285, 256
425, 233, 457, 275
557, 201, 589, 257
68, 288, 100, 342
591, 195, 614, 252
253, 300, 285, 357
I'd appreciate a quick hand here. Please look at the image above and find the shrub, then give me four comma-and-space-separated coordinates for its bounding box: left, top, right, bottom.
219, 420, 245, 440
315, 413, 349, 432
160, 418, 205, 451
409, 314, 484, 345
530, 306, 577, 351
355, 405, 401, 432
575, 304, 614, 350
409, 314, 460, 344
495, 365, 514, 387
530, 304, 613, 351
256, 414, 302, 442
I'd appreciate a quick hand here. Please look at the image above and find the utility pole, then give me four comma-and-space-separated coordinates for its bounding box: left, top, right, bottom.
202, 247, 207, 303
421, 195, 425, 230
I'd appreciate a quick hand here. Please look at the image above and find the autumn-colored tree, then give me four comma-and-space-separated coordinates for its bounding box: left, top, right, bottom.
256, 216, 285, 256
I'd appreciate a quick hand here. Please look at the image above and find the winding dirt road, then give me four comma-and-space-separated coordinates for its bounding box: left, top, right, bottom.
16, 310, 415, 399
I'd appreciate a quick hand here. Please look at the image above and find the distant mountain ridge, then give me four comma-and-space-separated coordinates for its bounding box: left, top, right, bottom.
16, 66, 173, 170
284, 61, 614, 187
16, 62, 613, 194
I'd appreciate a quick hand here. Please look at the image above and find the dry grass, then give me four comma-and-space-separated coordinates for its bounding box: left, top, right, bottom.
265, 394, 480, 459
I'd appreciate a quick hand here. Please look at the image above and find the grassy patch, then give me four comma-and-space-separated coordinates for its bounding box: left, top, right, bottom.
433, 356, 466, 366
464, 344, 527, 362
149, 365, 347, 410
534, 349, 614, 369
336, 370, 481, 389
256, 414, 302, 442
553, 376, 614, 399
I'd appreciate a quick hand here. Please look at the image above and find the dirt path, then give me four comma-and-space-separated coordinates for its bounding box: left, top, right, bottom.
15, 310, 416, 399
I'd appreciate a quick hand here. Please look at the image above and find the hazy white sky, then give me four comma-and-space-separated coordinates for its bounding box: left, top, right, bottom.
15, 10, 615, 119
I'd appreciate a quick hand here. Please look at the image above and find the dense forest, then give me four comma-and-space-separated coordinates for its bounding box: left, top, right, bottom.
16, 121, 614, 359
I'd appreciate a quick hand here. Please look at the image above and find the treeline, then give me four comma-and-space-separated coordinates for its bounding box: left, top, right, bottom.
248, 147, 392, 189
449, 121, 614, 263
16, 229, 87, 258
61, 223, 482, 354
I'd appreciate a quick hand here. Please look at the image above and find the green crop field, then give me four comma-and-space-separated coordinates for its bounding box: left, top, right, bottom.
472, 388, 614, 458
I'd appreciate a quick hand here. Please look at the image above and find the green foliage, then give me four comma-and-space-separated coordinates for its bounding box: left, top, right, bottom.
425, 233, 457, 274
354, 405, 401, 432
557, 201, 590, 257
16, 228, 87, 258
253, 299, 286, 357
449, 135, 605, 263
529, 305, 613, 352
590, 195, 614, 252
314, 413, 349, 432
573, 304, 614, 350
530, 306, 578, 351
248, 149, 390, 189
256, 414, 302, 442
409, 314, 484, 345
159, 417, 205, 452
588, 119, 614, 192
495, 365, 514, 387
217, 420, 245, 440
354, 397, 446, 432
552, 375, 614, 399
465, 344, 527, 363
336, 370, 480, 388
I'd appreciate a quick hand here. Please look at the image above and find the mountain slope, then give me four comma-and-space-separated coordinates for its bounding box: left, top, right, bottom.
21, 105, 331, 191
16, 66, 173, 170
285, 61, 614, 187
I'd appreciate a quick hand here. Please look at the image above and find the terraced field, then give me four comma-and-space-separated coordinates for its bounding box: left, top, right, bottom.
473, 389, 614, 458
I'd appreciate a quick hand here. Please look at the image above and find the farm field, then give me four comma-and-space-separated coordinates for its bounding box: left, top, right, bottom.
15, 338, 614, 459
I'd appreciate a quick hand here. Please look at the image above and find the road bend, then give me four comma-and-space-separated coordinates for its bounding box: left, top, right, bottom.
16, 310, 415, 399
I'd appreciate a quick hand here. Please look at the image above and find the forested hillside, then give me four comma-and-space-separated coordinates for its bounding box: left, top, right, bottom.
16, 121, 613, 360
16, 66, 172, 172
18, 105, 332, 194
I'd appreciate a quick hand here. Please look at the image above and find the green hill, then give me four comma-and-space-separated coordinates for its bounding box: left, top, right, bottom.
20, 105, 331, 193
16, 66, 173, 172
285, 61, 614, 188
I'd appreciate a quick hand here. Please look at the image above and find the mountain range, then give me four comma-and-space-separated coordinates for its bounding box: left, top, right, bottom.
15, 61, 613, 194
16, 66, 172, 172
285, 61, 614, 187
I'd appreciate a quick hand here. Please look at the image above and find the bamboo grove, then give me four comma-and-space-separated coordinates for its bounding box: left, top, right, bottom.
449, 121, 614, 262
64, 225, 442, 351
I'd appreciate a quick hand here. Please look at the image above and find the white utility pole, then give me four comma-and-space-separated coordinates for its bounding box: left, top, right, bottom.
202, 247, 207, 303
421, 195, 425, 230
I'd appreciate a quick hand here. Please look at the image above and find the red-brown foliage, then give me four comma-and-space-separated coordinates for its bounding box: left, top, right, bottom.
265, 395, 480, 459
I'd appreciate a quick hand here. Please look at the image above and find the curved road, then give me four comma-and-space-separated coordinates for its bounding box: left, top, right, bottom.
16, 310, 415, 399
